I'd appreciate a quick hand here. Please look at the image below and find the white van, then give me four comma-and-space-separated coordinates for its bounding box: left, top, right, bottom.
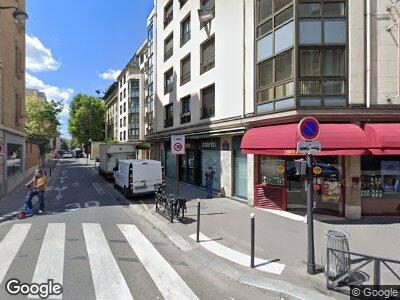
99, 144, 137, 179
113, 159, 162, 198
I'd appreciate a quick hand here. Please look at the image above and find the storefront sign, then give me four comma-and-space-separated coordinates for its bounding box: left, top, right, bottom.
171, 135, 185, 155
297, 141, 321, 154
222, 140, 230, 151
200, 138, 220, 150
313, 166, 323, 175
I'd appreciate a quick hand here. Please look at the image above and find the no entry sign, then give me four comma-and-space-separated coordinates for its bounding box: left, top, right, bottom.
171, 135, 185, 155
298, 117, 320, 141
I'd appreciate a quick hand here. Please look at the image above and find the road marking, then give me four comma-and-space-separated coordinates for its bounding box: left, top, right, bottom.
29, 223, 66, 299
257, 207, 306, 222
92, 182, 105, 195
84, 201, 100, 208
131, 205, 192, 252
82, 223, 133, 300
118, 224, 198, 300
139, 200, 149, 211
0, 224, 31, 284
189, 233, 285, 275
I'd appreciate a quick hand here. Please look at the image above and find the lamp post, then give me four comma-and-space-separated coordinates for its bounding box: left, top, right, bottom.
0, 6, 28, 22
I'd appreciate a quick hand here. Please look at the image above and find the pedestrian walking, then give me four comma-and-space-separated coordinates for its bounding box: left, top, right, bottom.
204, 166, 215, 199
24, 169, 48, 214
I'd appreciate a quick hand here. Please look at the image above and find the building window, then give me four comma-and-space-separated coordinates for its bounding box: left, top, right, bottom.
120, 132, 122, 141
298, 48, 346, 107
164, 103, 174, 128
164, 33, 174, 61
180, 54, 191, 85
164, 68, 174, 94
120, 92, 122, 100
201, 84, 215, 119
256, 50, 294, 108
164, 0, 173, 28
120, 105, 122, 114
123, 88, 126, 98
256, 2, 293, 62
181, 14, 191, 46
181, 95, 191, 124
123, 116, 126, 126
123, 102, 126, 112
120, 118, 122, 128
298, 1, 346, 45
15, 94, 21, 125
200, 35, 215, 74
180, 0, 188, 8
7, 144, 22, 177
15, 45, 22, 76
123, 131, 126, 140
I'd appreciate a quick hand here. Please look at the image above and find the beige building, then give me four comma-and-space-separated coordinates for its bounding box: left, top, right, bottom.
104, 82, 119, 141
0, 0, 27, 196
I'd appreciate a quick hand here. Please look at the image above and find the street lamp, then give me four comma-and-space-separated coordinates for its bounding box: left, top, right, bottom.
0, 6, 29, 22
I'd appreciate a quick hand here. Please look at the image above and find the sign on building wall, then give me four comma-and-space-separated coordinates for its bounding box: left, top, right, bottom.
171, 135, 185, 155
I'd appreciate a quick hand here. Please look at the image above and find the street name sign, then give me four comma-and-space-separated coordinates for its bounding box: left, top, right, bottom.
171, 135, 185, 155
297, 140, 321, 154
298, 117, 320, 141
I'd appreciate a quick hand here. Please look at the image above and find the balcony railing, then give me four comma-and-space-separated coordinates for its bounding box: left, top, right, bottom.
164, 118, 173, 128
201, 105, 215, 119
180, 111, 191, 124
201, 55, 215, 74
164, 82, 173, 94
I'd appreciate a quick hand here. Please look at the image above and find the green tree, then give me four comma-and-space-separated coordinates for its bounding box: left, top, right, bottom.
25, 96, 62, 155
68, 94, 106, 150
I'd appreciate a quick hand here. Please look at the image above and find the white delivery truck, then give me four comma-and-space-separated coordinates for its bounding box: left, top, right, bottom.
99, 144, 137, 179
113, 159, 162, 198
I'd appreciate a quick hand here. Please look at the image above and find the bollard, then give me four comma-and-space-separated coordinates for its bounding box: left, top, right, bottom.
196, 199, 201, 242
250, 213, 255, 268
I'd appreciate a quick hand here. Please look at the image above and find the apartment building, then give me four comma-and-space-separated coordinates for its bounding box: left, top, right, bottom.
0, 0, 27, 196
240, 0, 400, 219
104, 82, 119, 141
150, 0, 253, 199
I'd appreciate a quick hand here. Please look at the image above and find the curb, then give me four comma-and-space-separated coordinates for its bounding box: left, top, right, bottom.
130, 204, 334, 300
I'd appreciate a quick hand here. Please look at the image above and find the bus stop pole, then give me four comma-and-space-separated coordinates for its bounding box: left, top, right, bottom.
306, 153, 316, 274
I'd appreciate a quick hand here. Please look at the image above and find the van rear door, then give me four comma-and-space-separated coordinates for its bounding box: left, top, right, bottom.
132, 162, 149, 190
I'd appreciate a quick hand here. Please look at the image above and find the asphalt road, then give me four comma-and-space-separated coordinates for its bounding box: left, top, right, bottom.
0, 159, 274, 300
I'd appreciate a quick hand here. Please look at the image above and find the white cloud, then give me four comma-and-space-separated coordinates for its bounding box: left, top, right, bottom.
26, 73, 74, 118
98, 69, 121, 81
26, 34, 61, 72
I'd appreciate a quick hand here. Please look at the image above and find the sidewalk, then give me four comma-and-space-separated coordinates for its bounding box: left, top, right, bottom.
0, 161, 59, 221
151, 178, 400, 297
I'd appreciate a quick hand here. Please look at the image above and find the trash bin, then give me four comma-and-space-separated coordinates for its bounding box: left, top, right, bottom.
325, 230, 350, 280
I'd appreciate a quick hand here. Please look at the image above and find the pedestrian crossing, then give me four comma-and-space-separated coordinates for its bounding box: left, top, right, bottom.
0, 223, 199, 300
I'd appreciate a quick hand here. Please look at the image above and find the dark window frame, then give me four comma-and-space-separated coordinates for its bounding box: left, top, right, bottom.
200, 83, 215, 119
180, 95, 191, 124
180, 13, 191, 46
164, 103, 174, 128
164, 33, 174, 61
200, 34, 215, 74
180, 54, 191, 86
164, 0, 174, 28
164, 68, 174, 95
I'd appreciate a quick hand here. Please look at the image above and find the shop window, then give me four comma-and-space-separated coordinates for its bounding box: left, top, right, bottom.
7, 144, 22, 177
260, 157, 285, 186
361, 156, 400, 199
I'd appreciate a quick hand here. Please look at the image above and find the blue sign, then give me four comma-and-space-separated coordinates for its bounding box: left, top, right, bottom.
298, 117, 320, 141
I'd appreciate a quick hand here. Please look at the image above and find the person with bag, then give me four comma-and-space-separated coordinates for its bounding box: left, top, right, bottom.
204, 166, 215, 199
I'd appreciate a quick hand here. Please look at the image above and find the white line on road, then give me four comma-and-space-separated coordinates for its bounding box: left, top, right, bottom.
29, 223, 66, 299
92, 183, 105, 195
0, 224, 31, 284
82, 223, 133, 300
189, 233, 285, 275
118, 224, 198, 300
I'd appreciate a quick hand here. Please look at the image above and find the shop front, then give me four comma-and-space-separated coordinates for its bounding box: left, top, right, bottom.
242, 123, 400, 218
200, 138, 221, 191
233, 136, 248, 199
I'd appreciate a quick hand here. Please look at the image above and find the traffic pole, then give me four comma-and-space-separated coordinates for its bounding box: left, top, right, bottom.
250, 213, 255, 268
306, 154, 316, 274
176, 155, 179, 197
196, 199, 201, 242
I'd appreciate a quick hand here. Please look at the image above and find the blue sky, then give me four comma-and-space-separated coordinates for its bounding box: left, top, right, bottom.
25, 0, 154, 138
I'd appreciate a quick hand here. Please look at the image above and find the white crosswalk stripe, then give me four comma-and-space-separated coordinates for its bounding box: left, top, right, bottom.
119, 224, 199, 300
0, 224, 31, 285
29, 223, 66, 299
82, 223, 134, 300
0, 223, 197, 300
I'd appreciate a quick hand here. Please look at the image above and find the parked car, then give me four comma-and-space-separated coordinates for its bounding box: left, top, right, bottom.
62, 152, 74, 159
73, 149, 83, 158
113, 159, 162, 198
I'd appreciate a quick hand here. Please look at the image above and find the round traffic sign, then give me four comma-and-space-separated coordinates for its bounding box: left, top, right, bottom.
174, 143, 183, 152
298, 117, 320, 141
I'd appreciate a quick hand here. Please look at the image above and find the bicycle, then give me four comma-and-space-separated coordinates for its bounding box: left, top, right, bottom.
154, 183, 187, 223
17, 188, 41, 219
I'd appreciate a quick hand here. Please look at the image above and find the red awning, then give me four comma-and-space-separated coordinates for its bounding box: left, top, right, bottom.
364, 124, 400, 155
241, 123, 368, 156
